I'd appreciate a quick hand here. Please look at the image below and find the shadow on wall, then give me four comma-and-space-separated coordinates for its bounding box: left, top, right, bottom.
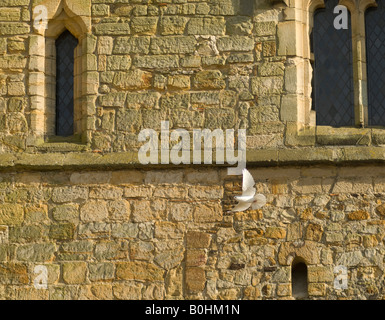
240, 0, 255, 15
292, 257, 309, 300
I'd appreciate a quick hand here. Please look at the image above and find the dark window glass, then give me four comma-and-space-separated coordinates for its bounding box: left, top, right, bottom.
312, 0, 354, 126
55, 30, 78, 137
366, 1, 385, 126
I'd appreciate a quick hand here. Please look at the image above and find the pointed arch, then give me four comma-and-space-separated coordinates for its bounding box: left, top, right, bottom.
32, 0, 91, 36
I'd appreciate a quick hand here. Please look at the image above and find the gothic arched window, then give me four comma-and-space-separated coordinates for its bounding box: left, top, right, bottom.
55, 30, 78, 137
366, 0, 385, 127
312, 0, 355, 127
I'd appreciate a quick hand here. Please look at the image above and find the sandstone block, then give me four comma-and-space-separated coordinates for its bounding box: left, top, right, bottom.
216, 36, 254, 52
154, 248, 184, 269
251, 77, 283, 96
265, 227, 286, 239
205, 108, 235, 129
111, 223, 138, 238
277, 283, 291, 297
186, 250, 207, 267
259, 62, 285, 76
194, 203, 222, 223
0, 263, 28, 285
255, 21, 276, 36
159, 16, 188, 35
150, 36, 196, 54
186, 17, 226, 35
88, 262, 114, 281
92, 4, 109, 16
63, 262, 87, 284
131, 200, 166, 222
129, 241, 154, 261
113, 283, 143, 300
113, 70, 152, 90
107, 55, 131, 71
134, 55, 179, 69
308, 283, 326, 296
305, 223, 324, 242
348, 210, 370, 221
167, 75, 190, 90
154, 221, 185, 240
186, 267, 206, 292
131, 17, 158, 35
116, 262, 164, 281
308, 266, 333, 283
80, 201, 109, 222
169, 202, 193, 222
194, 70, 226, 90
49, 223, 75, 241
0, 23, 29, 35
186, 231, 211, 249
0, 204, 23, 225
113, 37, 150, 54
16, 243, 56, 262
95, 23, 130, 36
52, 187, 88, 203
278, 241, 320, 265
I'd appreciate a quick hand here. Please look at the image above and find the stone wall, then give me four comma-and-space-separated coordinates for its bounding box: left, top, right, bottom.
1, 0, 385, 300
0, 165, 383, 300
0, 0, 288, 151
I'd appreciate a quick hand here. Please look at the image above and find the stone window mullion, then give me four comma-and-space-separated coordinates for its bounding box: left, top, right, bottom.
45, 37, 57, 137
28, 35, 46, 142
349, 5, 368, 127
80, 34, 98, 144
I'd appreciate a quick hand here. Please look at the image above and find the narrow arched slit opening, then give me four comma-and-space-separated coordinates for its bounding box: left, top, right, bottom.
291, 258, 308, 300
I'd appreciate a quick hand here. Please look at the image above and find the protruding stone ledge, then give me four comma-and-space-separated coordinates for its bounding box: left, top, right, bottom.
1, 146, 385, 171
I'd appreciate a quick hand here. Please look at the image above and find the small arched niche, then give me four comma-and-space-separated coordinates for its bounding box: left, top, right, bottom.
291, 257, 308, 300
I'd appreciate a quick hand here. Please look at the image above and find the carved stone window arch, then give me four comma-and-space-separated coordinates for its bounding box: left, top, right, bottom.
276, 0, 377, 130
29, 0, 93, 144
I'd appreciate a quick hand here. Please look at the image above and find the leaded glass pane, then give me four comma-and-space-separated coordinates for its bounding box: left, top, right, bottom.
55, 30, 78, 137
366, 1, 385, 127
312, 0, 354, 127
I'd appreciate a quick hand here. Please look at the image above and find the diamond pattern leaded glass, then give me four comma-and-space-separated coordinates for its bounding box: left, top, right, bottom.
312, 0, 355, 127
366, 1, 385, 127
55, 30, 78, 137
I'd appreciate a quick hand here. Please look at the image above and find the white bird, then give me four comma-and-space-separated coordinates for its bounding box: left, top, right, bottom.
231, 168, 266, 212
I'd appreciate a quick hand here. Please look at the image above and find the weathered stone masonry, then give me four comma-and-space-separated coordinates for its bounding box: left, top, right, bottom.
1, 165, 385, 300
1, 0, 385, 300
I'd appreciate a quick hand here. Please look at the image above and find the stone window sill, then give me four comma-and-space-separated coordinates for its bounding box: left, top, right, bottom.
286, 124, 385, 147
35, 135, 89, 153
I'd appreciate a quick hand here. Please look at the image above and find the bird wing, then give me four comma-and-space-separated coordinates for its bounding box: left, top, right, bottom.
231, 201, 252, 212
251, 194, 267, 210
241, 168, 256, 197
234, 195, 255, 202
242, 168, 255, 192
